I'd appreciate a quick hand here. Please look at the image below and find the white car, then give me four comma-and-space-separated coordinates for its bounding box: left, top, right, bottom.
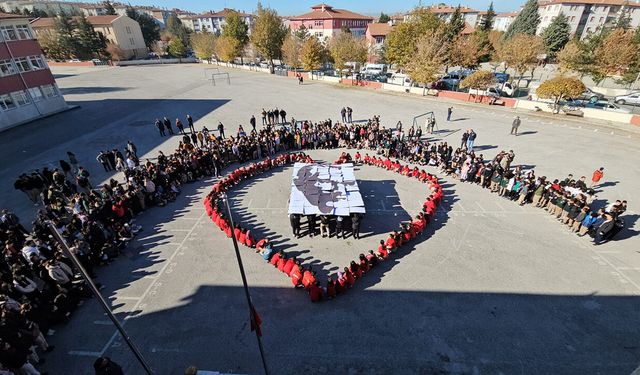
614, 92, 640, 106
585, 101, 631, 113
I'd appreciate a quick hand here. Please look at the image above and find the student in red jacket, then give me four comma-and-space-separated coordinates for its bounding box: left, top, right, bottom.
283, 257, 296, 275
326, 278, 336, 299
245, 230, 255, 248
302, 269, 317, 289
290, 262, 303, 287
378, 240, 389, 259
358, 254, 369, 274
270, 250, 283, 267
277, 254, 288, 272
309, 282, 323, 302
350, 261, 362, 279
385, 232, 397, 250
343, 267, 355, 288
366, 250, 379, 267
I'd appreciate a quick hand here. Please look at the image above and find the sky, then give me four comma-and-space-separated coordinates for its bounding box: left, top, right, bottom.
81, 0, 526, 16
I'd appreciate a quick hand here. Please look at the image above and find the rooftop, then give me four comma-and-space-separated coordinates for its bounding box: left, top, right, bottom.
428, 5, 480, 14
367, 22, 393, 36
291, 3, 373, 21
539, 0, 640, 7
0, 12, 26, 20
30, 15, 121, 27
189, 8, 252, 19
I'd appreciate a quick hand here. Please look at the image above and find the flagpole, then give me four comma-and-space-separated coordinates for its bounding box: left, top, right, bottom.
47, 223, 154, 375
222, 193, 270, 375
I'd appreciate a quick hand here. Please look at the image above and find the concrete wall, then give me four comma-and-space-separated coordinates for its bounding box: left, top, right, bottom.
116, 58, 198, 66
0, 95, 68, 132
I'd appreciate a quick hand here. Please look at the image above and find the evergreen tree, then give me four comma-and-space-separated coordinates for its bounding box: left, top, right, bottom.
221, 10, 249, 62
503, 0, 540, 40
480, 2, 496, 32
541, 13, 571, 56
446, 5, 466, 42
166, 14, 189, 45
103, 0, 116, 16
54, 13, 79, 58
294, 24, 310, 41
615, 7, 632, 30
76, 14, 106, 59
126, 7, 160, 48
378, 12, 390, 23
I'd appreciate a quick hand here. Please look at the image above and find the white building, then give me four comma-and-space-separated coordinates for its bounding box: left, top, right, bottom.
537, 0, 640, 39
189, 8, 253, 34
493, 12, 518, 31
426, 4, 481, 27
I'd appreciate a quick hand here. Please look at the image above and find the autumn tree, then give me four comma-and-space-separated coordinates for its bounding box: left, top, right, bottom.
451, 32, 491, 69
301, 36, 324, 71
503, 0, 540, 40
190, 31, 217, 60
167, 38, 187, 57
594, 28, 638, 82
385, 7, 441, 69
106, 43, 125, 61
281, 34, 302, 69
541, 13, 570, 57
536, 76, 585, 113
460, 70, 497, 102
251, 3, 288, 66
557, 40, 588, 75
406, 31, 449, 95
480, 2, 496, 32
215, 35, 240, 62
498, 33, 543, 87
221, 10, 249, 63
328, 32, 367, 74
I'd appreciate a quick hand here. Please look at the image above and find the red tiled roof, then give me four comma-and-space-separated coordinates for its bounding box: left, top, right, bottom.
539, 0, 640, 7
0, 12, 26, 20
30, 15, 121, 28
496, 12, 519, 17
429, 5, 480, 14
292, 4, 373, 21
367, 23, 392, 36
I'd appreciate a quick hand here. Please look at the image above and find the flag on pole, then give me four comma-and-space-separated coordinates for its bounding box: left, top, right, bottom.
250, 303, 263, 337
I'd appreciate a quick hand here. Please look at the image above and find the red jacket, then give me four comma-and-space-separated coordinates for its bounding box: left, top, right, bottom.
270, 252, 281, 266
290, 265, 303, 286
283, 259, 295, 275
309, 284, 322, 302
302, 271, 316, 289
277, 258, 287, 272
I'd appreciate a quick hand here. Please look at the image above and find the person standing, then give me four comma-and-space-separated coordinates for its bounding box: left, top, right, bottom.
347, 107, 353, 123
466, 129, 477, 152
511, 116, 521, 135
217, 122, 225, 138
126, 140, 137, 158
186, 114, 195, 133
447, 107, 453, 121
289, 213, 301, 238
591, 167, 604, 188
460, 130, 469, 149
176, 118, 185, 134
341, 107, 347, 123
261, 108, 267, 126
67, 151, 79, 173
280, 108, 287, 124
155, 118, 165, 136
351, 213, 361, 239
250, 115, 256, 132
163, 117, 174, 135
96, 151, 111, 172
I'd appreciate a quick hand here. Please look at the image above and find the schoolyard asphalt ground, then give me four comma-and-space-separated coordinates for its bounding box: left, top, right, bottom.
0, 64, 639, 375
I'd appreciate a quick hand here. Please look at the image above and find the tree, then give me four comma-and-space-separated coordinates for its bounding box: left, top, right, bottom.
460, 70, 497, 102
39, 32, 66, 60
536, 76, 585, 113
480, 2, 496, 32
190, 31, 217, 60
406, 31, 449, 95
328, 32, 367, 74
503, 0, 540, 40
301, 36, 324, 71
166, 14, 189, 45
340, 25, 351, 34
378, 12, 390, 24
221, 10, 249, 63
106, 42, 125, 60
103, 0, 116, 15
250, 3, 288, 65
595, 28, 638, 80
215, 35, 239, 62
281, 34, 302, 68
541, 13, 570, 57
54, 14, 80, 59
76, 14, 107, 59
167, 38, 187, 57
450, 32, 492, 69
385, 7, 441, 69
294, 25, 310, 41
126, 7, 160, 48
557, 40, 585, 74
498, 33, 543, 87
615, 8, 632, 30
445, 5, 466, 43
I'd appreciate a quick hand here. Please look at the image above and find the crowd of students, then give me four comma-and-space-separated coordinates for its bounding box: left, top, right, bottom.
203, 151, 443, 302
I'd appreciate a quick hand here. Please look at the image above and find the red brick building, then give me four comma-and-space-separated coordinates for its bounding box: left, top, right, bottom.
1, 12, 68, 131
288, 3, 373, 40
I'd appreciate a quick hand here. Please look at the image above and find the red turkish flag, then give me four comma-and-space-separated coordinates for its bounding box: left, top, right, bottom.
250, 304, 262, 337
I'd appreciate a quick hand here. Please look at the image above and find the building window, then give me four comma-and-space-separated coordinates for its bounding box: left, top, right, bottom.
0, 26, 18, 41
41, 85, 58, 98
314, 20, 323, 27
599, 17, 604, 22
15, 25, 33, 39
28, 56, 45, 70
11, 91, 30, 106
571, 16, 576, 22
14, 57, 31, 73
314, 32, 323, 38
0, 94, 16, 111
126, 26, 131, 34
0, 59, 17, 76
130, 37, 135, 45
590, 16, 595, 22
375, 36, 384, 44
28, 87, 43, 102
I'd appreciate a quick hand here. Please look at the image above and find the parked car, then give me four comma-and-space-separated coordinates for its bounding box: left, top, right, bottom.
469, 87, 501, 98
68, 58, 81, 62
573, 88, 605, 102
614, 92, 640, 106
438, 70, 473, 90
582, 100, 632, 113
389, 73, 412, 86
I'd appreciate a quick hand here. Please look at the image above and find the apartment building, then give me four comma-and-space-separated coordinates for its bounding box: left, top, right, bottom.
493, 12, 518, 32
537, 0, 640, 38
0, 0, 79, 15
189, 8, 253, 34
0, 12, 67, 130
423, 4, 481, 27
30, 15, 147, 59
288, 3, 373, 40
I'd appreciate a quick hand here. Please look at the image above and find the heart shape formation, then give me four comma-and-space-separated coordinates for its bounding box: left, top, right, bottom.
203, 152, 444, 302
